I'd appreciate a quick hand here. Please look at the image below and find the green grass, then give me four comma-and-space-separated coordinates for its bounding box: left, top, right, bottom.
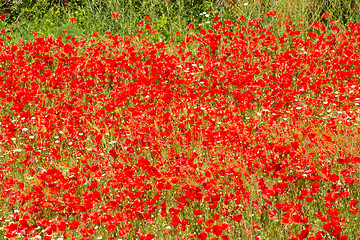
1, 0, 359, 46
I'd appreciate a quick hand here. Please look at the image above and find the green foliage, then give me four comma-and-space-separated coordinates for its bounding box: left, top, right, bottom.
1, 0, 360, 45
1, 0, 67, 23
311, 0, 359, 25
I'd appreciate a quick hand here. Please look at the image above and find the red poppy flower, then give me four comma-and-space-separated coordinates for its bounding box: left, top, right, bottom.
112, 12, 119, 19
69, 17, 77, 23
266, 11, 277, 17
193, 209, 202, 216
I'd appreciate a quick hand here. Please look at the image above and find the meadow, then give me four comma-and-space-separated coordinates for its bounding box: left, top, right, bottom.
1, 0, 360, 239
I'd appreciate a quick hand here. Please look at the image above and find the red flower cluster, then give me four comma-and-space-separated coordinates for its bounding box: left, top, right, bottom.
0, 12, 359, 240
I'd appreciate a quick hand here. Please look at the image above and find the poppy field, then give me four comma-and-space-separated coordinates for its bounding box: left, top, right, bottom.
1, 5, 360, 240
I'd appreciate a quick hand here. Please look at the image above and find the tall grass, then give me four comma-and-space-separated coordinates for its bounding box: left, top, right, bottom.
1, 0, 359, 46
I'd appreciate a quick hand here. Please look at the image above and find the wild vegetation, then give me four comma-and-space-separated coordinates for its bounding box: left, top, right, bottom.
0, 0, 360, 239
